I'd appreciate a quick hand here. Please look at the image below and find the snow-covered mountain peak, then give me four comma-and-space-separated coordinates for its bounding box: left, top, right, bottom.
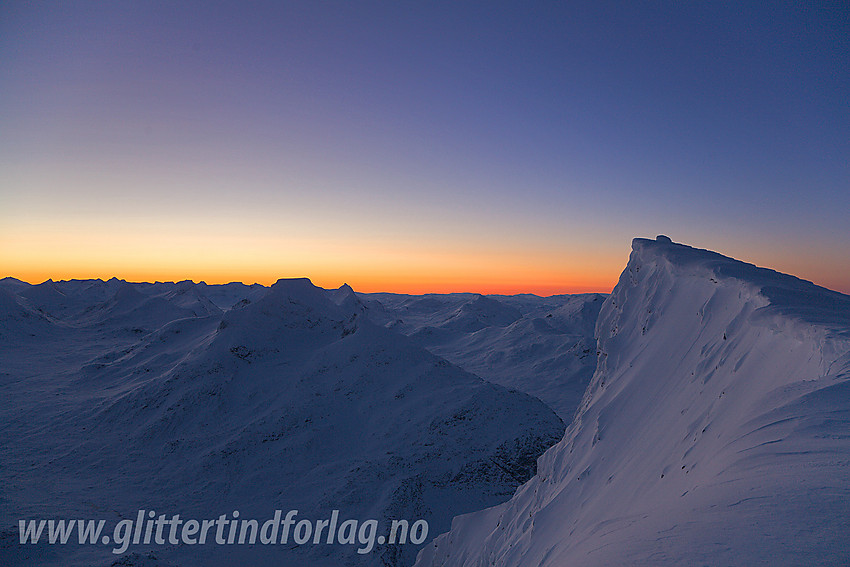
438, 294, 522, 333
415, 238, 850, 567
265, 277, 338, 309
247, 277, 350, 320
328, 283, 369, 315
628, 236, 850, 335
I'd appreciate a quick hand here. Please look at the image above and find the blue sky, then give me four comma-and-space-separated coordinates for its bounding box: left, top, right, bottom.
1, 1, 848, 292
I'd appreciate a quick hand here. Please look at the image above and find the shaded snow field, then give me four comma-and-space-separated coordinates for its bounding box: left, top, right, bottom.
0, 270, 597, 566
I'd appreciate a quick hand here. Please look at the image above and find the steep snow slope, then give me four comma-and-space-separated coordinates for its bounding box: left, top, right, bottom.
0, 279, 563, 567
415, 237, 850, 567
362, 292, 604, 420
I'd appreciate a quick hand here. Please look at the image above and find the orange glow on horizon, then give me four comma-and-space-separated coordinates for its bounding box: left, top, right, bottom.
3, 273, 614, 296
6, 249, 849, 296
5, 249, 849, 296
0, 220, 622, 295
2, 265, 617, 296
3, 221, 845, 296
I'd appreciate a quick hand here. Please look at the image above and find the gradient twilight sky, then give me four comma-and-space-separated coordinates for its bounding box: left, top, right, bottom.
1, 2, 848, 294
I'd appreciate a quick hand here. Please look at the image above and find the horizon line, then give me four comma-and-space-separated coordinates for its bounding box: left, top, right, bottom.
0, 274, 613, 298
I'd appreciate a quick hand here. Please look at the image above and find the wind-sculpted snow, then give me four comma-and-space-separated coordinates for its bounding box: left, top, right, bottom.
0, 278, 563, 567
415, 237, 850, 567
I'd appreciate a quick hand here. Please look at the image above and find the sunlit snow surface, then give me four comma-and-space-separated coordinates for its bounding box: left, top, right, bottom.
414, 237, 850, 566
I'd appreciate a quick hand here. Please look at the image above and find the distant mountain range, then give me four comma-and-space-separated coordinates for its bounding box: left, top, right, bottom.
0, 274, 589, 567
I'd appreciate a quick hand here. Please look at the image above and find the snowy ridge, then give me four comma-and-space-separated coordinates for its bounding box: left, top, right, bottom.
415, 236, 850, 566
